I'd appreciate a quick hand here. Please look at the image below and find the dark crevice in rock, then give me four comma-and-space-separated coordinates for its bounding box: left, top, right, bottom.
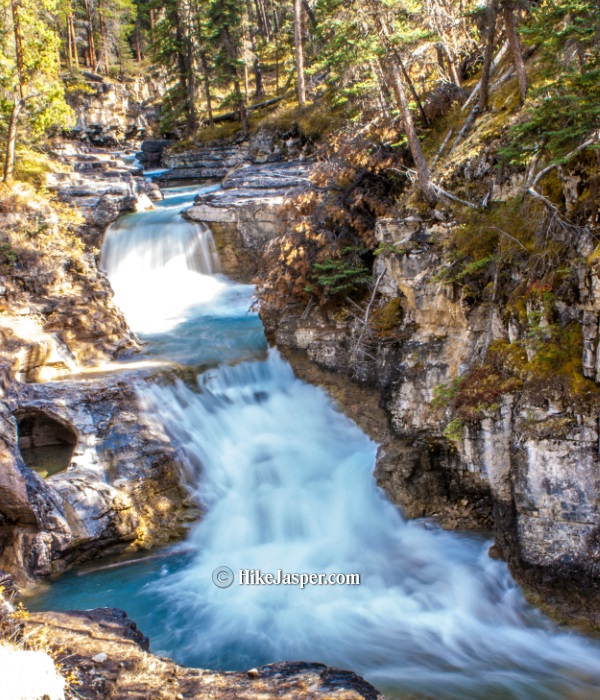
16, 410, 77, 479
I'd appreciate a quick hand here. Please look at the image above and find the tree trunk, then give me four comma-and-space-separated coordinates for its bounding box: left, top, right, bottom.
5, 0, 25, 183
200, 51, 214, 126
83, 0, 96, 68
66, 16, 73, 69
234, 79, 249, 134
302, 0, 317, 27
502, 0, 528, 102
246, 0, 265, 97
135, 19, 143, 62
98, 0, 110, 75
68, 13, 79, 68
293, 0, 306, 105
254, 0, 271, 41
388, 59, 436, 206
3, 99, 22, 183
185, 35, 198, 135
275, 32, 280, 94
478, 0, 497, 112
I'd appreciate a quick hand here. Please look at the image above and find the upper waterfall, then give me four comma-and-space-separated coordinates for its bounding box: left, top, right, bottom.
101, 192, 224, 335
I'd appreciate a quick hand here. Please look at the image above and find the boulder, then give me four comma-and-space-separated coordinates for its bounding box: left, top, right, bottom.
24, 608, 383, 700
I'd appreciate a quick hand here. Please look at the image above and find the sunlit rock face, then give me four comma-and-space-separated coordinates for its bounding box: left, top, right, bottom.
185, 161, 311, 281
0, 373, 197, 584
64, 75, 164, 146
157, 128, 305, 184
257, 212, 600, 617
22, 608, 382, 700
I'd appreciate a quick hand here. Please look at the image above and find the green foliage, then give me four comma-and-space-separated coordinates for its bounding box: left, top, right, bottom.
503, 0, 600, 162
0, 0, 73, 173
443, 417, 465, 443
0, 241, 17, 266
431, 377, 465, 409
313, 251, 371, 296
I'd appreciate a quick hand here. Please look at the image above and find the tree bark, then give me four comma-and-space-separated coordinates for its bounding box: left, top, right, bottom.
149, 8, 156, 42
200, 51, 214, 126
387, 59, 437, 206
186, 43, 198, 135
135, 19, 143, 62
246, 0, 265, 97
254, 0, 271, 41
293, 0, 306, 105
66, 15, 73, 69
234, 79, 249, 134
478, 0, 497, 112
68, 13, 79, 69
4, 0, 26, 183
83, 0, 96, 68
98, 0, 110, 75
302, 0, 317, 28
502, 0, 528, 102
3, 99, 22, 183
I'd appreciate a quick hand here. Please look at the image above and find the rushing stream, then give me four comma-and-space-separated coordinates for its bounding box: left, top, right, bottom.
29, 182, 600, 699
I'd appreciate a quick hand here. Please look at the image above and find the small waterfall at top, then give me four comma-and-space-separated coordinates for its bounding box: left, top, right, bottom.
101, 190, 224, 335
28, 181, 600, 700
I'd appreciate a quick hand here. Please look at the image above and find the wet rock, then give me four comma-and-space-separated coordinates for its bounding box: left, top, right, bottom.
24, 608, 382, 700
0, 371, 198, 583
139, 139, 175, 166
258, 211, 600, 617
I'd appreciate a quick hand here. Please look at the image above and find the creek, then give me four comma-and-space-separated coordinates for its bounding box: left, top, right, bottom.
28, 181, 600, 700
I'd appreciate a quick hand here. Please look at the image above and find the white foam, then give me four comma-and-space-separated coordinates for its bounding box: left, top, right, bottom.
137, 352, 600, 699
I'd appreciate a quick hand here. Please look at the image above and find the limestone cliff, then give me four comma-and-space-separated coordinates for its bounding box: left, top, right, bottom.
0, 149, 190, 585
175, 130, 600, 622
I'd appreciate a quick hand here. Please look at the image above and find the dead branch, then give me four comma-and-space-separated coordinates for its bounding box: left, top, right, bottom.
432, 128, 453, 169
352, 268, 386, 360
529, 132, 599, 187
431, 183, 481, 209
462, 40, 509, 112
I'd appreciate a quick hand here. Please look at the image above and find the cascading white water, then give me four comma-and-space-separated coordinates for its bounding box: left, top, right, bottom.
101, 197, 225, 334
135, 353, 600, 699
28, 181, 600, 700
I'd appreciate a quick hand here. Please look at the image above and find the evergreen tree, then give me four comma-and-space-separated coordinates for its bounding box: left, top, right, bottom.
207, 0, 248, 133
1, 0, 72, 182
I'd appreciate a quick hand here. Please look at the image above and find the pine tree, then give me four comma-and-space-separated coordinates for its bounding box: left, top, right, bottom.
1, 0, 72, 182
207, 0, 248, 133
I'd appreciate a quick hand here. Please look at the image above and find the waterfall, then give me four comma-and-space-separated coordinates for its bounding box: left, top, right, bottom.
135, 352, 600, 700
28, 181, 600, 700
101, 204, 224, 335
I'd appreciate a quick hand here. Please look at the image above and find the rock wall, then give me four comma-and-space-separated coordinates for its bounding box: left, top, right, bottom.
158, 128, 306, 182
258, 209, 600, 620
65, 74, 163, 146
185, 160, 310, 280
0, 147, 184, 585
0, 370, 197, 584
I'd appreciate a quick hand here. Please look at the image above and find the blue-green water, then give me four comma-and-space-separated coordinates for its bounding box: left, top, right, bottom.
27, 183, 600, 700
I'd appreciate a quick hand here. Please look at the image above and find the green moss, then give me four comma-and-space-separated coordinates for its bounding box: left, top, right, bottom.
370, 297, 403, 337
443, 417, 465, 443
454, 365, 522, 421
489, 322, 600, 409
431, 377, 464, 409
